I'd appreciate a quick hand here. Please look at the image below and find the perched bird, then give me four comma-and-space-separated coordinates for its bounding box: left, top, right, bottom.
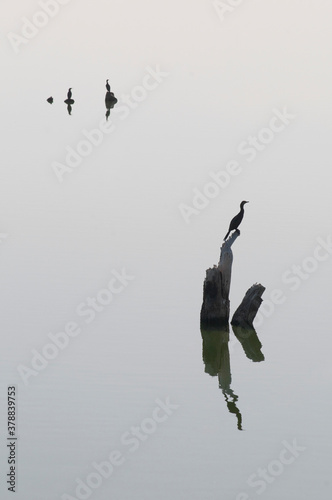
106, 79, 111, 92
64, 87, 75, 108
224, 201, 249, 240
46, 96, 53, 104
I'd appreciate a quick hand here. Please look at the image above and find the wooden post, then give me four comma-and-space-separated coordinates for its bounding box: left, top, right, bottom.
200, 267, 226, 326
218, 230, 239, 299
200, 231, 239, 326
231, 284, 265, 328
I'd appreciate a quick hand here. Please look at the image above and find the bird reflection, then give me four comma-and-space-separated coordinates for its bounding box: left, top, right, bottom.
64, 87, 75, 115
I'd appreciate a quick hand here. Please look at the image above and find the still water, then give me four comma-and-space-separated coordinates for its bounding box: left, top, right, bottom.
1, 1, 332, 499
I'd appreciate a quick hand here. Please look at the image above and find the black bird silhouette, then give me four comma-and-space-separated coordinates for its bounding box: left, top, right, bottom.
64, 88, 75, 114
46, 96, 53, 104
106, 79, 110, 92
224, 201, 249, 240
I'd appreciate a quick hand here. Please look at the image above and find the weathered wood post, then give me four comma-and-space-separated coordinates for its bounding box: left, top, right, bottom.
201, 229, 265, 327
231, 284, 265, 328
218, 231, 240, 299
200, 231, 239, 326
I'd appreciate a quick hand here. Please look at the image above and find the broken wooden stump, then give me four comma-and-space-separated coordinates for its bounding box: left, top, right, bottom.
201, 228, 265, 328
231, 284, 266, 328
218, 231, 240, 299
200, 231, 239, 326
200, 267, 227, 326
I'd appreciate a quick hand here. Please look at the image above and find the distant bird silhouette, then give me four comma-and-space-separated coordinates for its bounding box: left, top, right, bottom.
224, 201, 249, 240
106, 79, 111, 92
46, 96, 53, 104
105, 88, 117, 120
64, 87, 75, 113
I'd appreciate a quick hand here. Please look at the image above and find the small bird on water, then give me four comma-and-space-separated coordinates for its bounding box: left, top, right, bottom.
46, 96, 53, 104
67, 88, 72, 99
224, 201, 249, 240
106, 79, 111, 92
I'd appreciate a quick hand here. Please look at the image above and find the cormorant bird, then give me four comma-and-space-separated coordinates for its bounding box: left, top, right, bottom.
64, 87, 75, 109
106, 79, 110, 92
224, 201, 249, 240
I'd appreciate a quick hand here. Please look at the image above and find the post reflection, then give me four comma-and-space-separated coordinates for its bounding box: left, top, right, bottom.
201, 324, 264, 431
231, 325, 264, 362
222, 390, 243, 431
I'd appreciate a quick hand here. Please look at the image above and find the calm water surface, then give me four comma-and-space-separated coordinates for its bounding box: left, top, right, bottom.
1, 1, 332, 499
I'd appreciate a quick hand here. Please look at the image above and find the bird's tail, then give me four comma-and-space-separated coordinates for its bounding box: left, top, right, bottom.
224, 231, 230, 241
